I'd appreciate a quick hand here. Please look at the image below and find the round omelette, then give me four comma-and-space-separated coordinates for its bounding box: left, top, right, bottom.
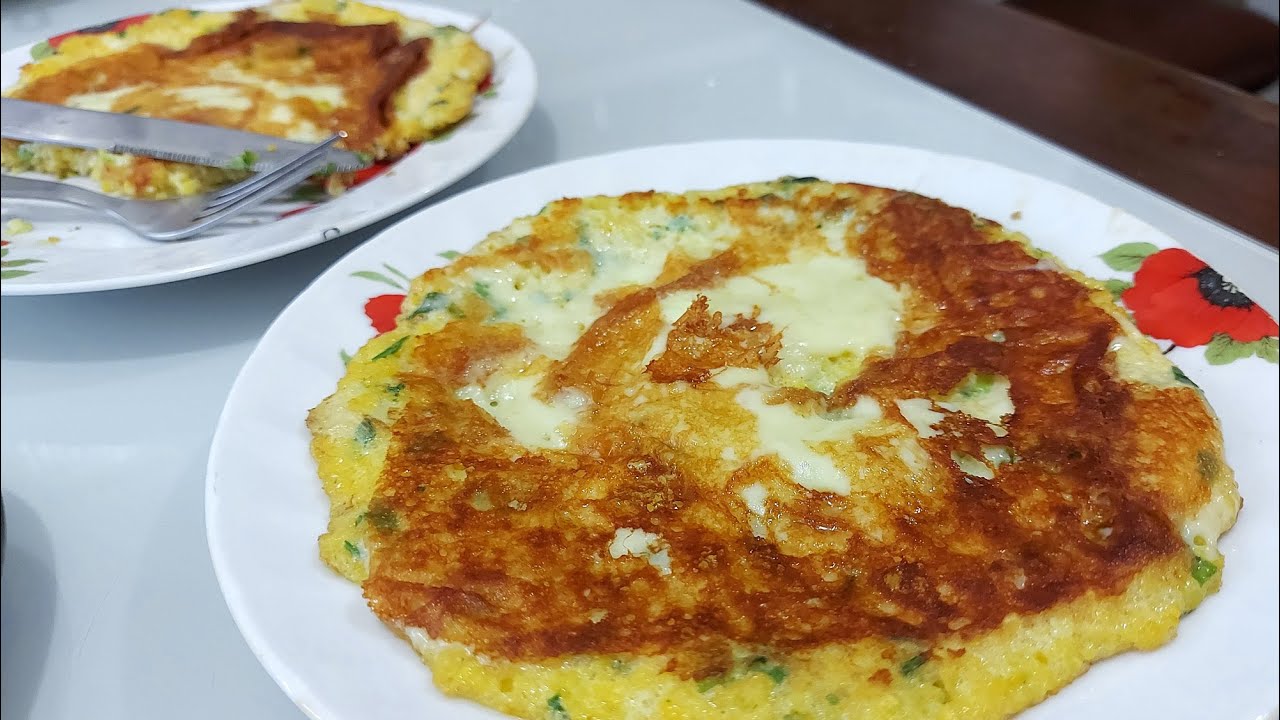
308, 178, 1241, 720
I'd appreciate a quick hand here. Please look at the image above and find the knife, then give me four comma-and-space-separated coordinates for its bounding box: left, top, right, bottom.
1, 98, 370, 173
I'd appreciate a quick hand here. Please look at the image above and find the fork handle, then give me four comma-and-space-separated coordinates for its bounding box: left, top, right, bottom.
1, 173, 120, 212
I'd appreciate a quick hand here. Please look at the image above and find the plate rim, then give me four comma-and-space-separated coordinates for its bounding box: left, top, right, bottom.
206, 138, 1280, 720
0, 0, 538, 296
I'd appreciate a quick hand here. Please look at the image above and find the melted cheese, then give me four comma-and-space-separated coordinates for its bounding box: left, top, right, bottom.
740, 482, 770, 538
1181, 487, 1241, 557
265, 81, 345, 105
474, 216, 735, 360
172, 85, 253, 111
741, 483, 768, 515
711, 367, 772, 387
1109, 333, 1180, 388
938, 374, 1015, 425
608, 528, 672, 575
896, 398, 945, 439
891, 436, 932, 474
267, 104, 296, 123
951, 451, 995, 480
737, 391, 881, 495
64, 85, 140, 111
455, 372, 586, 450
982, 445, 1013, 468
208, 62, 347, 106
470, 265, 594, 360
658, 253, 903, 393
289, 119, 327, 142
819, 211, 855, 254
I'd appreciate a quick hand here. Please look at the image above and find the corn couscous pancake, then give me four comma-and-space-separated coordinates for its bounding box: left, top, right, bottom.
308, 179, 1240, 719
0, 0, 491, 197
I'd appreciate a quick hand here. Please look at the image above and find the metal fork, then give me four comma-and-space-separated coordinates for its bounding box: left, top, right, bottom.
0, 134, 342, 242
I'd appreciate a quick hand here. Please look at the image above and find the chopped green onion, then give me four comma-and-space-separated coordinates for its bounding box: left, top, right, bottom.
957, 373, 995, 398
1196, 451, 1219, 482
366, 507, 399, 532
547, 693, 570, 720
695, 675, 726, 693
372, 336, 408, 360
355, 419, 375, 446
747, 656, 788, 684
1191, 556, 1217, 585
901, 653, 928, 676
667, 214, 694, 232
226, 149, 258, 172
1172, 367, 1199, 389
409, 291, 449, 318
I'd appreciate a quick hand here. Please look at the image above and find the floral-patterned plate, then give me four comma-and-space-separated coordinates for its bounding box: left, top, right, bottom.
0, 0, 536, 296
207, 140, 1279, 720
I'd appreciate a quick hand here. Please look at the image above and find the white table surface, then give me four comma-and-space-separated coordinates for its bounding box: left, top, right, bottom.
1, 1, 1277, 719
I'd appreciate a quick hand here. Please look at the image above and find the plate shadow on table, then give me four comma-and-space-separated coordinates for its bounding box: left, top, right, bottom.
0, 234, 363, 363
117, 455, 307, 720
0, 103, 557, 364
0, 492, 57, 720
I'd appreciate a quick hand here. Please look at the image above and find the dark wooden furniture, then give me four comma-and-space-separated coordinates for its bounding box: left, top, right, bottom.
759, 0, 1280, 248
1010, 0, 1279, 92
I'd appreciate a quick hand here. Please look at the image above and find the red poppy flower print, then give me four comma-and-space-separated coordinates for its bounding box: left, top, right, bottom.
49, 13, 152, 49
278, 204, 315, 220
1122, 248, 1278, 347
350, 162, 392, 187
363, 293, 405, 334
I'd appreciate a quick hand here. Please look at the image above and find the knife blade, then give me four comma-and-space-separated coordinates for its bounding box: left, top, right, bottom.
1, 98, 370, 173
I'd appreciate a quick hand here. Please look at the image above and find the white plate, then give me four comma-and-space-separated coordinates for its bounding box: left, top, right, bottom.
0, 1, 536, 296
206, 140, 1280, 720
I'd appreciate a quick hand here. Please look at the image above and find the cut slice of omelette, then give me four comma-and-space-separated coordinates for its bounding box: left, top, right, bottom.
309, 178, 1241, 720
0, 0, 491, 198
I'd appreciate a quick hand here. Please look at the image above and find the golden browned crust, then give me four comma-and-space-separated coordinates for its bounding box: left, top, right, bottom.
347, 184, 1224, 681
11, 10, 428, 151
645, 295, 780, 385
